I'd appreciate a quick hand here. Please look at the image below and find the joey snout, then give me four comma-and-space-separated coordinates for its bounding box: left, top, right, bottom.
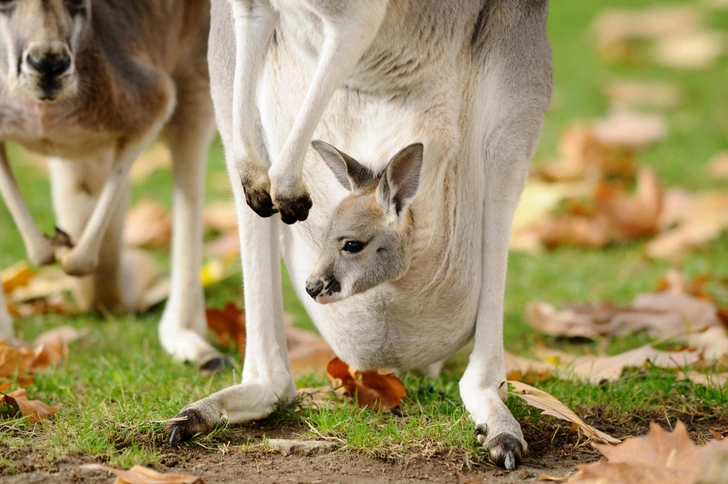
305, 275, 342, 304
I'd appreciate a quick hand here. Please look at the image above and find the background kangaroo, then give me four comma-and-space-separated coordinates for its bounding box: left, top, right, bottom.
0, 0, 227, 370
169, 0, 552, 470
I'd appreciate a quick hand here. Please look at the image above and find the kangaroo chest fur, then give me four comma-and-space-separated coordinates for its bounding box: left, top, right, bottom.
259, 1, 488, 371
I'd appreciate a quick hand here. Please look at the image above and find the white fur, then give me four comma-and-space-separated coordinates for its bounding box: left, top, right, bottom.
177, 0, 552, 468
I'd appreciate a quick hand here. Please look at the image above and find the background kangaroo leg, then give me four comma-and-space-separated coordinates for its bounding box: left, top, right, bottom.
54, 81, 176, 277
49, 154, 129, 313
0, 144, 59, 266
0, 290, 12, 340
158, 68, 226, 369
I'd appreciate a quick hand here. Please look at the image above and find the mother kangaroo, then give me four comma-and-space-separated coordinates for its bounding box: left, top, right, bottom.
169, 0, 552, 470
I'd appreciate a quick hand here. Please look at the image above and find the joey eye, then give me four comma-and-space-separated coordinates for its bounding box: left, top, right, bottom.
342, 241, 365, 253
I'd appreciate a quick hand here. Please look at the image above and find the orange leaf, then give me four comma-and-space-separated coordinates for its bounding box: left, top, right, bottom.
569, 421, 728, 484
1, 388, 62, 422
82, 464, 203, 484
326, 357, 406, 412
205, 303, 246, 353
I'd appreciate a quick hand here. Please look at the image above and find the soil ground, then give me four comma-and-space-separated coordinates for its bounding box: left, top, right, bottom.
3, 415, 725, 483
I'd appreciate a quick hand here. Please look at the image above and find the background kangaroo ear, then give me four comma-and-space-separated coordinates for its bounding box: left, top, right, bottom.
312, 140, 378, 191
378, 143, 424, 217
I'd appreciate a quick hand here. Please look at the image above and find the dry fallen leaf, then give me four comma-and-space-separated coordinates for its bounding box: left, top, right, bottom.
203, 202, 238, 234
1, 262, 35, 294
569, 421, 728, 484
508, 380, 620, 444
287, 327, 335, 376
327, 357, 406, 412
535, 345, 701, 384
646, 191, 728, 260
653, 30, 726, 70
205, 303, 246, 351
595, 167, 663, 239
677, 371, 728, 387
0, 388, 62, 422
592, 111, 667, 149
603, 79, 682, 110
504, 351, 554, 382
527, 291, 721, 341
124, 201, 173, 249
130, 143, 172, 183
82, 464, 203, 484
707, 152, 728, 180
0, 340, 38, 380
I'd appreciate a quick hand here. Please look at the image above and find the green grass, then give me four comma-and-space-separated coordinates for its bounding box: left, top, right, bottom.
2, 0, 728, 473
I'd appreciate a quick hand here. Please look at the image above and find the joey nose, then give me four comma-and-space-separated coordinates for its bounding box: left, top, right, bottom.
306, 279, 324, 299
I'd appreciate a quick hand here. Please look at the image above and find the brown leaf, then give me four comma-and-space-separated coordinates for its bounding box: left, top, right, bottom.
286, 327, 335, 376
326, 357, 406, 412
677, 371, 728, 387
653, 30, 726, 70
603, 79, 682, 110
82, 464, 203, 484
203, 202, 238, 234
0, 340, 38, 380
569, 421, 727, 484
130, 143, 172, 183
536, 345, 701, 384
124, 201, 172, 249
205, 303, 246, 352
508, 381, 620, 444
1, 262, 35, 294
595, 167, 663, 239
707, 152, 728, 180
527, 291, 721, 341
592, 112, 667, 149
504, 351, 553, 382
1, 388, 62, 422
646, 192, 728, 260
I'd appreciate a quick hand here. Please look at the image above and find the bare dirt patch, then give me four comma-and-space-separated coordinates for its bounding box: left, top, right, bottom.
2, 413, 726, 483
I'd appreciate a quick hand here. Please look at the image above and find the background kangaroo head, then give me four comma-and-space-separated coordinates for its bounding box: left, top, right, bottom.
306, 140, 423, 304
0, 0, 89, 102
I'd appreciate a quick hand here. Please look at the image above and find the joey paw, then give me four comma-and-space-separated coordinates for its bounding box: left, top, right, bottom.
166, 406, 226, 445
475, 424, 526, 470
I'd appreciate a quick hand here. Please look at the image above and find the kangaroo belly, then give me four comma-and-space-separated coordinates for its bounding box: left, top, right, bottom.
261, 12, 484, 371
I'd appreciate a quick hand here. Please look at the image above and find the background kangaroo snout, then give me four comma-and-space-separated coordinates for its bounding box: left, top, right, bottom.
1, 0, 85, 101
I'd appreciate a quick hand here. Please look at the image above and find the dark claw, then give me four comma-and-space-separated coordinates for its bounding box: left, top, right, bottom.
243, 184, 278, 218
277, 194, 313, 224
168, 425, 182, 445
390, 406, 403, 417
486, 433, 525, 470
165, 408, 210, 445
50, 226, 73, 247
475, 423, 487, 436
199, 356, 232, 375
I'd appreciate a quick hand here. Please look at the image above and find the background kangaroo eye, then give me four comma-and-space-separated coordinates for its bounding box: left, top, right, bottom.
343, 241, 365, 253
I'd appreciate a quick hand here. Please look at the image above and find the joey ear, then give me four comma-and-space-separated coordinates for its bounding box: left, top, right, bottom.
378, 143, 424, 216
312, 140, 378, 191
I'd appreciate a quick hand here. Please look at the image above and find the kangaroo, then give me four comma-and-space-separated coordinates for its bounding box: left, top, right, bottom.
168, 0, 552, 470
0, 0, 227, 370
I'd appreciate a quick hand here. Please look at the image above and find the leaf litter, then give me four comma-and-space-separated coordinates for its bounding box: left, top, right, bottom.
567, 421, 728, 483
81, 464, 202, 484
